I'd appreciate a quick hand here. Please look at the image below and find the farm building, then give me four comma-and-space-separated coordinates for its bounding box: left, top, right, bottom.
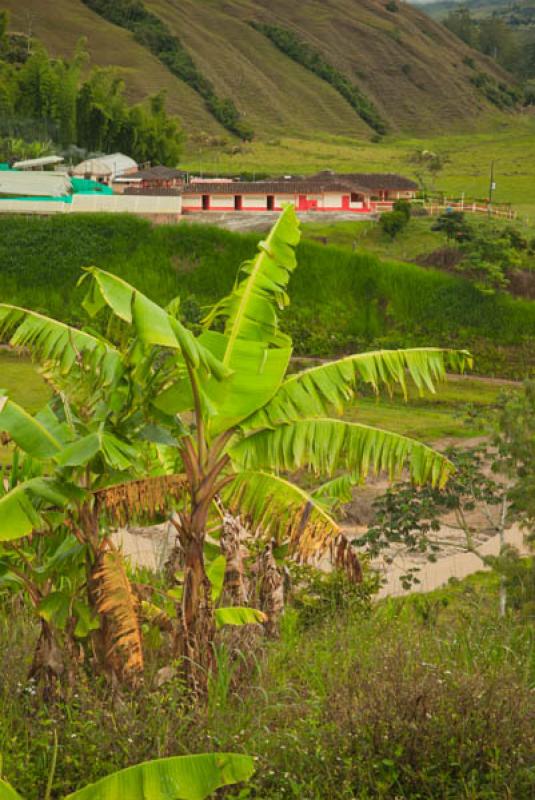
113, 165, 185, 193
71, 153, 138, 184
181, 172, 417, 214
182, 177, 373, 213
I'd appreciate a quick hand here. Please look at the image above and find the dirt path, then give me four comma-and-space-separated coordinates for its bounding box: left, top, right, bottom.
181, 210, 376, 233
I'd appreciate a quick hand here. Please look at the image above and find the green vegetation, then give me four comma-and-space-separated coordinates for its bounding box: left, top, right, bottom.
0, 350, 49, 412
348, 375, 511, 442
1, 213, 535, 800
1, 214, 534, 376
0, 208, 465, 697
80, 0, 252, 140
3, 567, 535, 798
0, 30, 182, 163
250, 22, 386, 135
442, 4, 535, 82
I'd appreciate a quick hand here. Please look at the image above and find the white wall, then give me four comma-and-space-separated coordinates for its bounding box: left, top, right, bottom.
183, 195, 203, 209
0, 195, 182, 216
0, 200, 68, 214
210, 194, 235, 208
242, 195, 267, 209
71, 195, 181, 214
324, 193, 343, 208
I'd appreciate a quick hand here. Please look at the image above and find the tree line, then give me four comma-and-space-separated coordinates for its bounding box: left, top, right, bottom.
0, 14, 183, 165
444, 6, 535, 88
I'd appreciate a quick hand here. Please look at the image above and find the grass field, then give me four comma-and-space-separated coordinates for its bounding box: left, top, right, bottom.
352, 375, 511, 441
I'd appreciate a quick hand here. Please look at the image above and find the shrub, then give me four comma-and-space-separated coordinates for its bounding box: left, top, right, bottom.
380, 209, 407, 239
392, 198, 411, 221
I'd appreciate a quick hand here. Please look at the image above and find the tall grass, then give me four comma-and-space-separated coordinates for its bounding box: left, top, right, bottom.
2, 214, 535, 359
2, 573, 535, 798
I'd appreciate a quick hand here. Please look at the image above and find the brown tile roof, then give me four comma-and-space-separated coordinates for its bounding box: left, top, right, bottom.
124, 187, 182, 196
129, 166, 186, 181
311, 171, 418, 191
183, 179, 369, 195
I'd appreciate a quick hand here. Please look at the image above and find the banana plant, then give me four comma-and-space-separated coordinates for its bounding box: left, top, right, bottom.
78, 205, 470, 687
0, 752, 254, 800
0, 206, 471, 691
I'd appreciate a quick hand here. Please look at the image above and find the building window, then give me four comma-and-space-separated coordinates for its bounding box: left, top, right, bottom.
202, 194, 210, 210
350, 192, 362, 204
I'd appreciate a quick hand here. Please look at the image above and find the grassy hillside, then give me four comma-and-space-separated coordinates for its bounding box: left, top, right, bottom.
4, 0, 515, 139
1, 214, 535, 377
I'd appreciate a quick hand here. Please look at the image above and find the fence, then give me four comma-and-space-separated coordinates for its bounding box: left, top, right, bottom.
424, 201, 517, 220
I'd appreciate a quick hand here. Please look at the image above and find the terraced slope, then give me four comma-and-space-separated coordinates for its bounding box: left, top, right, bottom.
5, 0, 514, 139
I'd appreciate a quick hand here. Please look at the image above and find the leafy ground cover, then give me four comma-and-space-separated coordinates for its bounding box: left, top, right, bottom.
2, 568, 535, 799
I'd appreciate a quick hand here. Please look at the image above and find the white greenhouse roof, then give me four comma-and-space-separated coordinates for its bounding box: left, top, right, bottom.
72, 153, 137, 179
0, 171, 72, 197
12, 155, 64, 169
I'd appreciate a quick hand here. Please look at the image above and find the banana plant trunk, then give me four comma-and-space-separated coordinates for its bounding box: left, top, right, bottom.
177, 533, 215, 694
29, 619, 64, 700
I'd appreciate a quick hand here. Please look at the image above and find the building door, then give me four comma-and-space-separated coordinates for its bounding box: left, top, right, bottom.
202, 194, 210, 210
234, 195, 242, 210
267, 195, 274, 211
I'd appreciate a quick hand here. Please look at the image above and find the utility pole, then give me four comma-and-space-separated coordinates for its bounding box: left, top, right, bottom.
488, 160, 496, 217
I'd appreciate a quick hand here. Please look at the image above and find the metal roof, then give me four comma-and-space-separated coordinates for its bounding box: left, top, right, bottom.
12, 155, 64, 170
0, 171, 72, 197
72, 153, 137, 179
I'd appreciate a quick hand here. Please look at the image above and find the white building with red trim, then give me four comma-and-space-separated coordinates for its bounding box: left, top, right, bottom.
182, 171, 418, 215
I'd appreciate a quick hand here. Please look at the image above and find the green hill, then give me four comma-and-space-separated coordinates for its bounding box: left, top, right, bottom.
3, 0, 516, 141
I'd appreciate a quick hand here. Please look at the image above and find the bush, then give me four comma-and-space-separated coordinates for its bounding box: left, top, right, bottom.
380, 209, 407, 239
392, 198, 411, 221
